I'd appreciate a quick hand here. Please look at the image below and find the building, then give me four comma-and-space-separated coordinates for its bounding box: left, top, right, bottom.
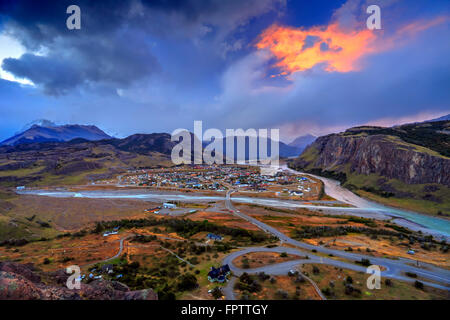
103, 230, 118, 237
163, 202, 177, 209
101, 264, 114, 274
207, 264, 231, 283
206, 233, 223, 241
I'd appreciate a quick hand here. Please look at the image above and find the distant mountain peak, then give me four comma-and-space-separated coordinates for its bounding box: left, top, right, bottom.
1, 123, 111, 146
20, 119, 56, 133
288, 134, 317, 150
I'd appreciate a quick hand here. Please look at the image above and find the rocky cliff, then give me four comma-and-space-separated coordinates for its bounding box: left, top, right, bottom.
294, 133, 450, 187
291, 120, 450, 215
0, 262, 158, 300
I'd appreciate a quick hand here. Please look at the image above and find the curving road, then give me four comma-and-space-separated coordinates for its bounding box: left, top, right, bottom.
222, 189, 450, 299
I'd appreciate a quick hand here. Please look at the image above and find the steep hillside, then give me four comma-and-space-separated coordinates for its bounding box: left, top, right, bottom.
0, 135, 175, 187
290, 121, 450, 216
0, 262, 157, 300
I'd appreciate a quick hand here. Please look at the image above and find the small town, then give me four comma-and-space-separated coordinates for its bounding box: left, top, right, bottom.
94, 165, 321, 200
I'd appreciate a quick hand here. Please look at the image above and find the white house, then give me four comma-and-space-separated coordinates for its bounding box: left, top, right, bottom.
163, 202, 177, 209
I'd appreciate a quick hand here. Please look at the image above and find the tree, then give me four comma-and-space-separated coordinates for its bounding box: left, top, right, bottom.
177, 273, 198, 291
414, 281, 424, 290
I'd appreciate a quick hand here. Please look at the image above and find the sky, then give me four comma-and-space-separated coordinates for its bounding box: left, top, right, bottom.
0, 0, 449, 143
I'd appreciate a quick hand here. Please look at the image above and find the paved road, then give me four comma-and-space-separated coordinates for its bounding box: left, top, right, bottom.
222, 189, 450, 299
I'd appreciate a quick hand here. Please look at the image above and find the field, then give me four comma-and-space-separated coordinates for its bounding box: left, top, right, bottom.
236, 203, 450, 268
302, 264, 449, 300
232, 272, 322, 300
304, 235, 450, 268
233, 251, 305, 269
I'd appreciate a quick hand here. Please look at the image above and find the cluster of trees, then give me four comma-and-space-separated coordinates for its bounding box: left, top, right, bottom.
304, 168, 347, 184
0, 238, 29, 247
234, 272, 262, 293
384, 223, 411, 234
130, 234, 157, 243
105, 254, 200, 300
347, 216, 377, 228
92, 217, 270, 244
292, 225, 400, 239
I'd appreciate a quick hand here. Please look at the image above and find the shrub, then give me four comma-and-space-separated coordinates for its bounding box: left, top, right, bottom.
356, 258, 371, 267
211, 287, 223, 299
177, 273, 198, 291
414, 281, 424, 290
257, 272, 270, 281
322, 287, 333, 297
275, 289, 288, 299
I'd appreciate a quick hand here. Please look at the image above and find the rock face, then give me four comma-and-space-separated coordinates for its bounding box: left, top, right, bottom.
0, 262, 158, 300
294, 133, 450, 187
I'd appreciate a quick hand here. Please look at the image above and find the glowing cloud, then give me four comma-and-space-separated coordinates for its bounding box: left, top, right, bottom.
256, 16, 448, 76
256, 23, 377, 74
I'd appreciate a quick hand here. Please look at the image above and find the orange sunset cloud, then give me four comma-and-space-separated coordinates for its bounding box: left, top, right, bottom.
256, 16, 448, 76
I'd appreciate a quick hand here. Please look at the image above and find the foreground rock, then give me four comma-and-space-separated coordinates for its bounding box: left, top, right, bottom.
0, 262, 157, 300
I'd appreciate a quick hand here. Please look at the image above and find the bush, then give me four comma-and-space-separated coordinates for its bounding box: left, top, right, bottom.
188, 257, 199, 265
414, 281, 424, 290
235, 273, 262, 293
211, 287, 223, 299
257, 272, 270, 281
405, 272, 417, 278
275, 289, 288, 299
322, 287, 333, 297
312, 266, 320, 274
356, 258, 371, 267
43, 258, 51, 265
280, 252, 288, 258
177, 273, 198, 291
60, 256, 74, 263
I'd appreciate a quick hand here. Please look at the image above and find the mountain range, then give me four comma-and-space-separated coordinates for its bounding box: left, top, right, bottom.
0, 121, 307, 158
1, 123, 111, 146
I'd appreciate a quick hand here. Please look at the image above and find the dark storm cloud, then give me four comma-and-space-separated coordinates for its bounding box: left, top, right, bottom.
0, 0, 284, 95
2, 31, 159, 95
